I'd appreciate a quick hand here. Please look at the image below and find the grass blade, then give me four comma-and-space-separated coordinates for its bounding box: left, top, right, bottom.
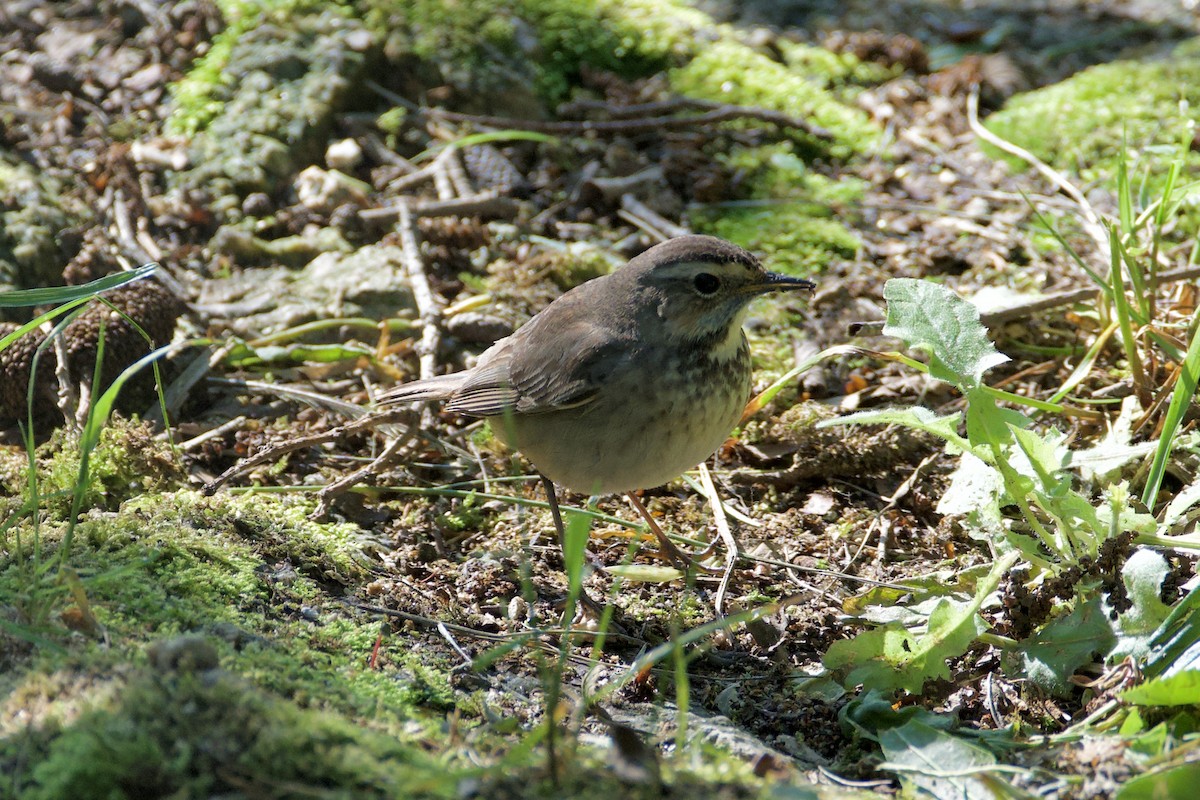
1142, 312, 1200, 508
0, 263, 156, 308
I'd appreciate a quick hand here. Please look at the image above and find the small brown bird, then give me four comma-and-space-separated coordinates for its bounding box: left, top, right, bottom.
384, 235, 815, 565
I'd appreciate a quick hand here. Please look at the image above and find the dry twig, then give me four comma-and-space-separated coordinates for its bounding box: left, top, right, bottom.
425, 100, 834, 141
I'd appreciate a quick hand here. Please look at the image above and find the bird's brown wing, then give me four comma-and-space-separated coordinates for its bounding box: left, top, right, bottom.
446, 286, 630, 417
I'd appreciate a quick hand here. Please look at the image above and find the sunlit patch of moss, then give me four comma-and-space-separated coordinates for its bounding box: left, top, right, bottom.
142, 491, 381, 584
168, 0, 357, 136
1, 491, 377, 637
693, 202, 860, 277
436, 492, 488, 534
721, 142, 868, 204
670, 42, 880, 160
542, 245, 619, 290
234, 617, 458, 718
984, 45, 1200, 193
10, 669, 451, 800
470, 420, 500, 452
368, 0, 706, 106
777, 40, 898, 88
32, 418, 185, 516
0, 487, 466, 794
516, 0, 708, 101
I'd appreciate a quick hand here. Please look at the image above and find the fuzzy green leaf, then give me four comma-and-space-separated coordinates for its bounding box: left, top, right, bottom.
879, 720, 996, 800
937, 452, 1003, 519
1018, 595, 1116, 695
826, 554, 1015, 694
1123, 670, 1200, 707
1115, 762, 1200, 800
817, 407, 968, 449
882, 279, 1009, 389
1111, 549, 1174, 661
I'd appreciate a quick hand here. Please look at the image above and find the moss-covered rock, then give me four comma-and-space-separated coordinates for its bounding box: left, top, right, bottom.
168, 6, 377, 209
670, 42, 879, 160
0, 155, 86, 299
379, 0, 879, 154
984, 42, 1200, 188
13, 668, 448, 799
0, 488, 459, 795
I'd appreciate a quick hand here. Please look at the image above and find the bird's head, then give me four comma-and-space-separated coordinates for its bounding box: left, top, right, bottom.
625, 235, 815, 355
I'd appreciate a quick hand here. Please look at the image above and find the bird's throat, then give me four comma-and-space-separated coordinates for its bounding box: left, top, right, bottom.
707, 308, 750, 363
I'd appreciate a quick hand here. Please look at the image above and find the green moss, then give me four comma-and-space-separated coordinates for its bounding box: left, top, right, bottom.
0, 156, 84, 294
693, 202, 860, 277
168, 0, 356, 136
435, 492, 489, 534
34, 419, 185, 515
777, 40, 897, 88
516, 0, 706, 101
368, 0, 876, 158
687, 144, 864, 281
721, 142, 868, 204
0, 488, 465, 794
16, 670, 451, 800
370, 0, 706, 108
670, 42, 880, 160
985, 46, 1200, 187
167, 3, 372, 209
544, 246, 618, 290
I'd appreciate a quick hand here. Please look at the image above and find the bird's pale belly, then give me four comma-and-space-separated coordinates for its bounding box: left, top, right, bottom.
491, 356, 751, 495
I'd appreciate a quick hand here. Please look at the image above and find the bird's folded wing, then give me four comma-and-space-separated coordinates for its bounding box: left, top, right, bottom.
443, 361, 522, 416
380, 373, 466, 404
444, 351, 601, 416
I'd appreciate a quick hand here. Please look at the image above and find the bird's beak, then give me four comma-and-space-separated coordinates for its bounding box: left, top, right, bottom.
745, 271, 816, 295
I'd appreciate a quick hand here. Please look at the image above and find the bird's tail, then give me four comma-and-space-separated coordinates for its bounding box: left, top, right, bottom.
379, 373, 466, 405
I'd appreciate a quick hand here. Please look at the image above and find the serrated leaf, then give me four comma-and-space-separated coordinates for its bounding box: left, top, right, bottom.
1122, 670, 1200, 706
1115, 761, 1200, 800
817, 407, 968, 449
1008, 423, 1071, 492
604, 565, 685, 583
883, 279, 1009, 388
1018, 595, 1116, 696
1111, 549, 1173, 661
825, 554, 1015, 694
963, 387, 1029, 450
938, 451, 1004, 519
879, 720, 996, 800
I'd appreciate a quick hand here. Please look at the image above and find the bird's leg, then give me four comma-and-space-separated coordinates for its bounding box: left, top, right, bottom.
625, 493, 722, 575
541, 474, 568, 549
540, 474, 606, 616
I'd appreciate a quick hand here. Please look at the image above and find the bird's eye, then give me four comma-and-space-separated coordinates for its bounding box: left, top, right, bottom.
693, 272, 721, 295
